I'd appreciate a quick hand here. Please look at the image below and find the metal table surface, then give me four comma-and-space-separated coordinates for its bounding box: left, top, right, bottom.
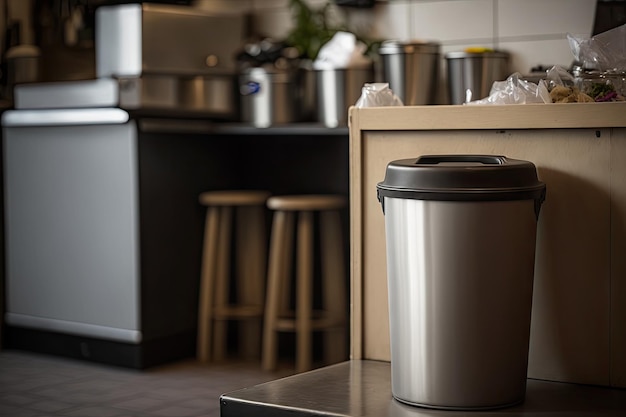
220, 360, 626, 416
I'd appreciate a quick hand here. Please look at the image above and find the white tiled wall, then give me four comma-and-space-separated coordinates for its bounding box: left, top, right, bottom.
6, 0, 600, 80
497, 0, 596, 38
412, 0, 495, 44
194, 0, 597, 81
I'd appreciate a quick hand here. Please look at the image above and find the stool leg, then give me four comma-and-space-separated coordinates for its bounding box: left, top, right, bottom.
296, 211, 314, 373
279, 213, 294, 319
197, 206, 220, 362
213, 206, 233, 361
321, 210, 347, 365
237, 205, 266, 360
263, 210, 293, 371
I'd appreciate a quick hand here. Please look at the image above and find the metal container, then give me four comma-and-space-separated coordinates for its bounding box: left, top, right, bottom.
92, 3, 247, 119
13, 74, 238, 119
378, 41, 440, 105
377, 155, 546, 410
445, 51, 510, 104
118, 74, 237, 118
315, 66, 374, 128
239, 67, 300, 128
96, 3, 247, 78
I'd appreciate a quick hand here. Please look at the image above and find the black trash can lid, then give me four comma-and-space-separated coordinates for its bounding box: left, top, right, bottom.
377, 155, 546, 202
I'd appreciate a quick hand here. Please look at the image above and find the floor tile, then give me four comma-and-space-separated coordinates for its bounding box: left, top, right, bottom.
0, 349, 295, 417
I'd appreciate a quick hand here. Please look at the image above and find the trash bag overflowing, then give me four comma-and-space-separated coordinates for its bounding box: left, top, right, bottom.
466, 23, 626, 105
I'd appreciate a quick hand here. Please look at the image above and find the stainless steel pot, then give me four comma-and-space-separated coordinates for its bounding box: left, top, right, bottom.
378, 41, 440, 105
239, 67, 299, 128
315, 66, 374, 128
445, 51, 510, 104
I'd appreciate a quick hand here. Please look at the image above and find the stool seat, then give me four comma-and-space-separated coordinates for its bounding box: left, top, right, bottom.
197, 190, 270, 363
263, 194, 348, 373
267, 195, 346, 211
200, 190, 271, 206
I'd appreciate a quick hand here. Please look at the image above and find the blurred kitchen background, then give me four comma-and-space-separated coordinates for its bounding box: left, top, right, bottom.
0, 0, 624, 107
0, 0, 624, 371
0, 3, 624, 416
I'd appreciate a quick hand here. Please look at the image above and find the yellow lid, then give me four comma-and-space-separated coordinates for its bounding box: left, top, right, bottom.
464, 47, 494, 53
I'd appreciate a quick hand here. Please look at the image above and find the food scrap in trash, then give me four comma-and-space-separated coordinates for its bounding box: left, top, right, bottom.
586, 82, 623, 102
549, 83, 625, 103
549, 86, 594, 103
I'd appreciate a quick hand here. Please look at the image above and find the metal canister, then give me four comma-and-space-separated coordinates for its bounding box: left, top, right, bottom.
315, 65, 374, 128
445, 51, 510, 104
239, 67, 299, 128
378, 40, 441, 105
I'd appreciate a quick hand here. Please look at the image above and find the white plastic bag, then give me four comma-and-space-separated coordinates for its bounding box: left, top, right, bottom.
313, 31, 372, 70
568, 23, 626, 71
465, 73, 551, 105
354, 83, 404, 107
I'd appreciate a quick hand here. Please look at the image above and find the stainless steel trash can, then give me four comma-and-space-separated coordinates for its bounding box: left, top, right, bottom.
376, 155, 546, 410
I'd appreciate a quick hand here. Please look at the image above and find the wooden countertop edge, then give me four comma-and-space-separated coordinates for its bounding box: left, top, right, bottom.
349, 102, 626, 131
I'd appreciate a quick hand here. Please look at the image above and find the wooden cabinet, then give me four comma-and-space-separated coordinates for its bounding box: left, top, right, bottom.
348, 103, 626, 387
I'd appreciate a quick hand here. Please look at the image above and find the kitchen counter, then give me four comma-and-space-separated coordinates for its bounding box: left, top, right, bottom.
218, 103, 626, 417
2, 109, 350, 367
220, 360, 626, 416
348, 103, 626, 388
2, 108, 349, 137
347, 102, 626, 130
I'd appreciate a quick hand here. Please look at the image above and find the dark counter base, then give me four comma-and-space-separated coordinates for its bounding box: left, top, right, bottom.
220, 360, 626, 417
4, 326, 195, 369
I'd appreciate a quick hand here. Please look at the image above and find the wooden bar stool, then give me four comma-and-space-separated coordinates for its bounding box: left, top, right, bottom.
197, 190, 271, 363
262, 195, 347, 373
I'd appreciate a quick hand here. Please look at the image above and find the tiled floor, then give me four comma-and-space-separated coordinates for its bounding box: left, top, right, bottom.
0, 349, 294, 417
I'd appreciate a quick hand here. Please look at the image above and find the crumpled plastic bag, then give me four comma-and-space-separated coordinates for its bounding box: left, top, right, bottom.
466, 24, 626, 105
313, 31, 372, 70
568, 23, 626, 71
465, 72, 551, 105
544, 65, 576, 89
354, 83, 404, 107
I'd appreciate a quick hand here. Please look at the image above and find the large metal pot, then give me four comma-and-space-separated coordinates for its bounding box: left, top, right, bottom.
445, 51, 510, 104
378, 40, 440, 105
239, 67, 300, 128
315, 65, 374, 128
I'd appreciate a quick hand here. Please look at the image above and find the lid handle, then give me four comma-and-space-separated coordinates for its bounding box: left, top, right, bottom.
416, 155, 507, 165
